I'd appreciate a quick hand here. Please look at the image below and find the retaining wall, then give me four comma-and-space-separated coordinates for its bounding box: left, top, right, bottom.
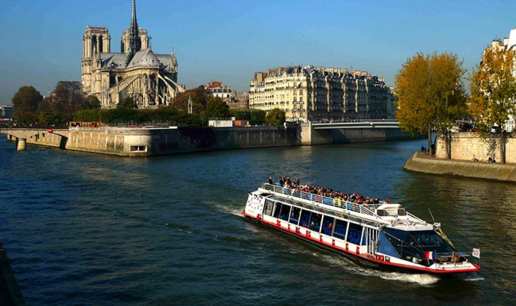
404, 152, 516, 183
436, 132, 516, 164
1, 127, 300, 157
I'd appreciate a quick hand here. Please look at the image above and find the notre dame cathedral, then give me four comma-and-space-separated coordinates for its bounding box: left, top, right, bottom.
81, 0, 184, 109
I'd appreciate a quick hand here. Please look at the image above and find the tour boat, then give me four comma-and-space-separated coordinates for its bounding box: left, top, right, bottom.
243, 183, 480, 275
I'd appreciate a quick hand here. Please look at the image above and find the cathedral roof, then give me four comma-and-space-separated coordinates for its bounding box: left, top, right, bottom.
99, 50, 176, 72
127, 49, 160, 68
100, 53, 128, 69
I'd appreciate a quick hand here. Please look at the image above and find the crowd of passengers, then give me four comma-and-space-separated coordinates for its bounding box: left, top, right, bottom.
267, 176, 384, 205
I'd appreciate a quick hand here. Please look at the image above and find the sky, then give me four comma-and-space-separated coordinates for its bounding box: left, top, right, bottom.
0, 0, 515, 104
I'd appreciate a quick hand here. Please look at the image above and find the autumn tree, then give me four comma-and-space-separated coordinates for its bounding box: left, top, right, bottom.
469, 46, 516, 164
395, 53, 467, 156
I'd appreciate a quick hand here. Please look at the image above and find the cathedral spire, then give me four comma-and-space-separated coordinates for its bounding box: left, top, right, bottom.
127, 0, 141, 63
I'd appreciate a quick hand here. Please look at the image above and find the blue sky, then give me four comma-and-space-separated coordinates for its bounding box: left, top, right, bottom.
0, 0, 515, 103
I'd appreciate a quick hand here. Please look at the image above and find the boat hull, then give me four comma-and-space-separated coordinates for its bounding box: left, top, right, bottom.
243, 212, 480, 276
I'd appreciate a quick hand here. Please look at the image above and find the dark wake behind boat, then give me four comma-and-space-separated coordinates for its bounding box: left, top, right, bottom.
243, 183, 480, 275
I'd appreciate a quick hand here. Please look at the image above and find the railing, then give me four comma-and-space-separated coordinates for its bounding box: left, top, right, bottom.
262, 183, 380, 219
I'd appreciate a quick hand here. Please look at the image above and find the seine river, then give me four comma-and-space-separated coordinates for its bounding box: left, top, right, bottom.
1, 138, 515, 305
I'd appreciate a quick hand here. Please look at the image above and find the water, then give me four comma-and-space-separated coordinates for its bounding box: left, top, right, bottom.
1, 138, 515, 305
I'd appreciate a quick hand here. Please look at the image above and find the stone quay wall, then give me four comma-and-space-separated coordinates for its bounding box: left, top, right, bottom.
1, 127, 300, 157
436, 132, 516, 164
2, 125, 413, 157
404, 152, 516, 183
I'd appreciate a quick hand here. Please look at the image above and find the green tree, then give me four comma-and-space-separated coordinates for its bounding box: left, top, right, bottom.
469, 46, 516, 164
265, 108, 286, 128
206, 97, 230, 119
12, 86, 43, 126
84, 95, 101, 109
117, 97, 137, 110
249, 109, 266, 125
395, 52, 466, 156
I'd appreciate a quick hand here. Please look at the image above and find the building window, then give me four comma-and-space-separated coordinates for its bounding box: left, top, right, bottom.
130, 145, 147, 152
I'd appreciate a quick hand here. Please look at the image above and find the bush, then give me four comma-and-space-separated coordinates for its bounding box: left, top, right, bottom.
250, 109, 266, 125
265, 109, 286, 128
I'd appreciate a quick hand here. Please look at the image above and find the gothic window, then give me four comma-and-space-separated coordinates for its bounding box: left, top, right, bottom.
99, 35, 103, 53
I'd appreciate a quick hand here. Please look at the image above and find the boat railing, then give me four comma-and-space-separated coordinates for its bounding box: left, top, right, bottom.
262, 183, 380, 219
406, 212, 426, 223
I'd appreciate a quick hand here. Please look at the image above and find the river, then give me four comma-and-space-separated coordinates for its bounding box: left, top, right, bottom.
0, 138, 514, 305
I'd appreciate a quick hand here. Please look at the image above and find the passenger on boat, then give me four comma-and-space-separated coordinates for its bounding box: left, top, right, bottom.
269, 176, 385, 206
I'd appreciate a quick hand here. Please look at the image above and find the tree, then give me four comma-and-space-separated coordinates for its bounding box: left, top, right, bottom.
265, 108, 286, 128
206, 97, 230, 119
12, 86, 43, 126
395, 53, 466, 157
469, 46, 516, 164
117, 96, 137, 110
249, 109, 266, 125
84, 95, 101, 109
172, 87, 209, 114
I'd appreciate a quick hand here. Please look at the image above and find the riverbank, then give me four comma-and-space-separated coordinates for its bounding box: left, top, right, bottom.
0, 243, 25, 306
0, 125, 415, 157
404, 152, 516, 183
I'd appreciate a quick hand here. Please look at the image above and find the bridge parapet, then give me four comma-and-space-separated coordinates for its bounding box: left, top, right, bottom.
311, 120, 400, 130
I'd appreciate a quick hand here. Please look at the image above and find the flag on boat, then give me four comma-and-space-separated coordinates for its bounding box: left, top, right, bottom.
472, 248, 480, 259
424, 251, 435, 260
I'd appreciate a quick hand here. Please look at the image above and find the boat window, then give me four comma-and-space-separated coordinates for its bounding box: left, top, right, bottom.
309, 213, 322, 232
263, 200, 274, 216
279, 204, 291, 221
322, 216, 335, 235
333, 219, 347, 239
273, 203, 282, 219
347, 223, 363, 244
289, 207, 301, 225
383, 228, 455, 260
299, 210, 311, 228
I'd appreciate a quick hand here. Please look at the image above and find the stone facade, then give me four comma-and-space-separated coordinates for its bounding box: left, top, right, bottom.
249, 66, 394, 122
436, 133, 516, 164
204, 81, 236, 103
81, 0, 184, 109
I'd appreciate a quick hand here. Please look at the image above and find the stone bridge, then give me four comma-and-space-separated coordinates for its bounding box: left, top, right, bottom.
301, 120, 411, 145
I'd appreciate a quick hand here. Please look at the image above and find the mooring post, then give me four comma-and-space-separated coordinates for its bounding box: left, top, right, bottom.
16, 138, 26, 151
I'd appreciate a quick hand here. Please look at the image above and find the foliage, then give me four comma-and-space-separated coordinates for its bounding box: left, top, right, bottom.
172, 87, 209, 114
468, 46, 516, 163
72, 106, 204, 127
395, 52, 467, 154
250, 110, 266, 125
84, 96, 101, 109
230, 109, 266, 125
117, 96, 137, 110
469, 47, 516, 131
265, 108, 286, 128
12, 86, 43, 126
206, 97, 230, 119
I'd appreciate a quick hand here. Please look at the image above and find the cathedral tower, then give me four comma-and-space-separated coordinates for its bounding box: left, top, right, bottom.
81, 27, 111, 94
